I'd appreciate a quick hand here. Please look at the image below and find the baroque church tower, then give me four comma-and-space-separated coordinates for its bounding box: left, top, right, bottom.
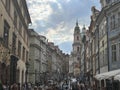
73, 21, 81, 53
69, 21, 82, 77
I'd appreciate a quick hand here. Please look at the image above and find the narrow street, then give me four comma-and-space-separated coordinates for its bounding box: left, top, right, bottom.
0, 0, 120, 90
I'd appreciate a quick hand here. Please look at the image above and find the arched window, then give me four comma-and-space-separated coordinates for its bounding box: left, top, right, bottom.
77, 36, 79, 40
77, 47, 79, 52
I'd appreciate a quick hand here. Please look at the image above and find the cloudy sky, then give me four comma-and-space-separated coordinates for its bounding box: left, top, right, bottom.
27, 0, 101, 54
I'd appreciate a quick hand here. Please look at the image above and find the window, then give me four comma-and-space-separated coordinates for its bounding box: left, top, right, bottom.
20, 0, 24, 16
14, 10, 17, 27
100, 52, 102, 67
77, 57, 80, 61
19, 21, 22, 31
103, 51, 104, 65
27, 34, 29, 46
102, 40, 104, 47
110, 15, 116, 30
6, 0, 10, 14
22, 47, 25, 61
17, 0, 20, 4
77, 36, 79, 40
26, 51, 28, 62
77, 47, 79, 52
4, 20, 10, 47
110, 16, 113, 30
113, 15, 115, 29
111, 44, 117, 62
104, 48, 108, 65
106, 0, 111, 3
24, 30, 26, 40
118, 13, 120, 27
12, 33, 16, 54
19, 21, 22, 35
119, 43, 120, 59
18, 41, 21, 58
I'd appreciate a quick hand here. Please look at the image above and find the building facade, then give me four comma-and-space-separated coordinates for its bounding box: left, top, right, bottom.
96, 7, 108, 73
87, 1, 120, 89
29, 29, 48, 84
0, 0, 31, 86
106, 1, 120, 70
29, 29, 69, 84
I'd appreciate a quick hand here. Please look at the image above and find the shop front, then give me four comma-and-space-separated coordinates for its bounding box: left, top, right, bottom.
94, 69, 120, 90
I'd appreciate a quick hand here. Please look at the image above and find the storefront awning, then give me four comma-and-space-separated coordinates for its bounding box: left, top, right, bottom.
95, 69, 120, 80
114, 75, 120, 81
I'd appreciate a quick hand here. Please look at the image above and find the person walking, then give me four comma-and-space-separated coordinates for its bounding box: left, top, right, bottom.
0, 81, 4, 90
11, 83, 18, 90
28, 83, 32, 90
78, 81, 85, 90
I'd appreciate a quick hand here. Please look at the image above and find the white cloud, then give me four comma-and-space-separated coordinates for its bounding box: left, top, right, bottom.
41, 23, 73, 44
27, 0, 100, 53
28, 1, 53, 20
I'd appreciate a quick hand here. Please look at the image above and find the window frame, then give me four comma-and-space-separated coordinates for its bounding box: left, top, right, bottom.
111, 44, 117, 62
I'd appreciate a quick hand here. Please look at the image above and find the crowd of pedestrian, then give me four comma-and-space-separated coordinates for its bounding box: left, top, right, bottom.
0, 79, 93, 90
0, 80, 34, 90
0, 80, 61, 90
71, 80, 91, 90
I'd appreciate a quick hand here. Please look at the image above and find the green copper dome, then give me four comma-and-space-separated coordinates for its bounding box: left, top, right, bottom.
74, 21, 80, 33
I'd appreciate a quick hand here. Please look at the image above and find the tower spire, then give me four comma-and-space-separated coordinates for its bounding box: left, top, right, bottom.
74, 19, 80, 33
76, 20, 78, 26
